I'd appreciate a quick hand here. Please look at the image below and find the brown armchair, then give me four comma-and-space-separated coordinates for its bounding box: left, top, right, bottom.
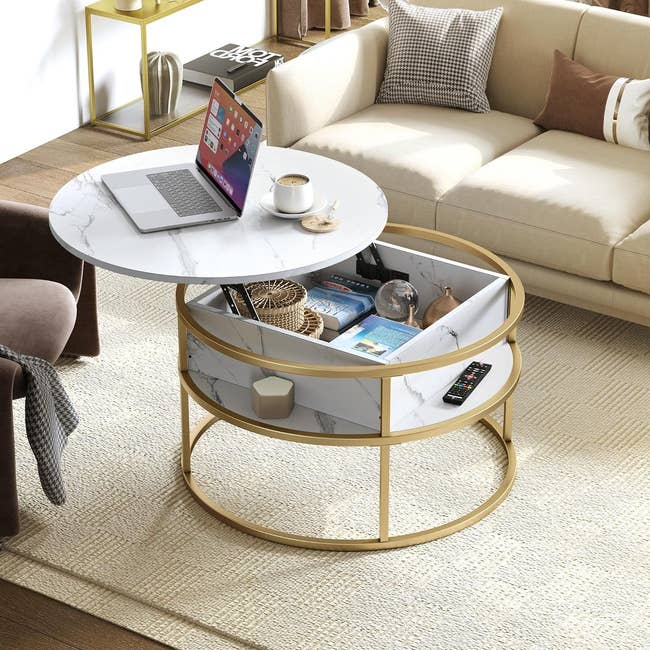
0, 200, 99, 536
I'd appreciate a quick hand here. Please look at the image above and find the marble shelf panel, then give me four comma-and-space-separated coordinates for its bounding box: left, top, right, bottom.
187, 334, 381, 430
390, 342, 514, 432
188, 368, 378, 436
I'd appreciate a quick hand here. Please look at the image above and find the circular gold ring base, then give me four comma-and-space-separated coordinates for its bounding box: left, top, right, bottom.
182, 415, 516, 552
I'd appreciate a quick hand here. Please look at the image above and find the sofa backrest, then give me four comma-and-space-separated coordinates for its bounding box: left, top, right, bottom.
414, 0, 587, 119
575, 6, 650, 80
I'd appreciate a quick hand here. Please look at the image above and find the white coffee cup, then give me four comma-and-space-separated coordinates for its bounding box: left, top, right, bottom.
272, 174, 314, 213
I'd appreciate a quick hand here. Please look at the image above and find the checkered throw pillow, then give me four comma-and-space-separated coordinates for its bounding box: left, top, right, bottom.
377, 0, 503, 113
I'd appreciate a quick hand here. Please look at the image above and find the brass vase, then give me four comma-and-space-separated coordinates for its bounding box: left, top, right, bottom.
423, 286, 462, 328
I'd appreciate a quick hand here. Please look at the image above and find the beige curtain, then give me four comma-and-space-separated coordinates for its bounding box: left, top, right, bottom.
591, 0, 650, 16
278, 1, 369, 39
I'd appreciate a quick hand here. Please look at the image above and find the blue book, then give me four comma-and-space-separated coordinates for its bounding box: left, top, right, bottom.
306, 286, 375, 330
329, 315, 420, 360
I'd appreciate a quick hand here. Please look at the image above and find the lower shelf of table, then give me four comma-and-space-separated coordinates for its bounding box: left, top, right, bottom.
94, 81, 211, 137
186, 338, 517, 438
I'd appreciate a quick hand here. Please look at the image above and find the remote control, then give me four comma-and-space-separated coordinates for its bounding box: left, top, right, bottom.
442, 361, 492, 405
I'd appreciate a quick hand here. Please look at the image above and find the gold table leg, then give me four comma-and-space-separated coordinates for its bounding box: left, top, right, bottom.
179, 409, 516, 552
379, 446, 390, 542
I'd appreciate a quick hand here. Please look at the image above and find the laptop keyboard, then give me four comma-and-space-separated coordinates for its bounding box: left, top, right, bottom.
146, 169, 223, 218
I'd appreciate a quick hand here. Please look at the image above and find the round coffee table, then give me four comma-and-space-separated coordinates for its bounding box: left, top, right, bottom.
49, 145, 524, 551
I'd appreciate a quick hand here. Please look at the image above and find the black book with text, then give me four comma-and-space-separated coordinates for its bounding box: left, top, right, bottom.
184, 43, 284, 92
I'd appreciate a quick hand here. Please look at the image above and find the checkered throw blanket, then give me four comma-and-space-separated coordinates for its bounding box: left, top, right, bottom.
0, 344, 78, 505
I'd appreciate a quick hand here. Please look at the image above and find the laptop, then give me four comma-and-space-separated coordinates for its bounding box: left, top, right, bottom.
102, 77, 264, 233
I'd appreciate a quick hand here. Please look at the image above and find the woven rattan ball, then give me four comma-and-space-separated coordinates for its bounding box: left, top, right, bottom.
233, 279, 307, 331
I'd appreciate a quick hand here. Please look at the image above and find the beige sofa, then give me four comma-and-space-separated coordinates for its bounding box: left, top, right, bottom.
266, 0, 650, 326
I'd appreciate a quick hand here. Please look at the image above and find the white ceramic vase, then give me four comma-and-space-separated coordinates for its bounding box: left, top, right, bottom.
140, 51, 183, 116
115, 0, 142, 11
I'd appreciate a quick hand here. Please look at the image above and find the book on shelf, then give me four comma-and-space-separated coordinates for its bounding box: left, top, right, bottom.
329, 314, 420, 360
305, 284, 376, 331
319, 274, 379, 296
184, 43, 284, 92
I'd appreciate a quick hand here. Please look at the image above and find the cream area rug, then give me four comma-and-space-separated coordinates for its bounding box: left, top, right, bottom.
1, 268, 648, 649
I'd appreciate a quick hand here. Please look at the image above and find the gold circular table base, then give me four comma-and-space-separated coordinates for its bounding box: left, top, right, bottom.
177, 224, 524, 551
182, 414, 516, 552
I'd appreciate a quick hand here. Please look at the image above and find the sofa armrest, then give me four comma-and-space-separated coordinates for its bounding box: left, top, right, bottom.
0, 200, 83, 298
266, 18, 389, 147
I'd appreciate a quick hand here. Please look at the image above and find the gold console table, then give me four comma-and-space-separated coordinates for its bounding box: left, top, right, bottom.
85, 0, 334, 139
85, 0, 213, 140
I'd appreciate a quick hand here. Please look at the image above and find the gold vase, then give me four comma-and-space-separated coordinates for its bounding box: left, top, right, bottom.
423, 286, 462, 328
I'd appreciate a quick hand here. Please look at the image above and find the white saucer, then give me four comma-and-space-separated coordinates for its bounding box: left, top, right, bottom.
259, 192, 328, 219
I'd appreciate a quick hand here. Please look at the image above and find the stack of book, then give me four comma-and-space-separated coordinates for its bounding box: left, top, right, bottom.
305, 275, 378, 341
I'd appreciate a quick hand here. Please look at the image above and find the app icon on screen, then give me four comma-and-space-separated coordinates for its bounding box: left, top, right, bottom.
207, 114, 222, 138
202, 128, 218, 153
217, 106, 226, 122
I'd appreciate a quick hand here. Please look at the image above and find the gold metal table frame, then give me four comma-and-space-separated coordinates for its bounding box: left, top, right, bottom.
85, 0, 212, 140
176, 224, 524, 551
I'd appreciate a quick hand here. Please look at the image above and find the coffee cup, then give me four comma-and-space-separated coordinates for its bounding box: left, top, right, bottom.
272, 174, 314, 213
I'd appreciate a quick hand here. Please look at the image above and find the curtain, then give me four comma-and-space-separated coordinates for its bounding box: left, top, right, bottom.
278, 1, 370, 39
591, 0, 650, 16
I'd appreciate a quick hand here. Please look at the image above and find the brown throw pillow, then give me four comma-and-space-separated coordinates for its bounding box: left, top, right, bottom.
535, 50, 650, 151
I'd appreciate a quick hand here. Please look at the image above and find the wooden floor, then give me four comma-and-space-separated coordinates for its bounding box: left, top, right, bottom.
0, 578, 169, 649
0, 10, 385, 649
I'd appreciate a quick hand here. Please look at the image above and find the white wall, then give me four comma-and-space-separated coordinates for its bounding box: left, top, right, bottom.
0, 0, 270, 164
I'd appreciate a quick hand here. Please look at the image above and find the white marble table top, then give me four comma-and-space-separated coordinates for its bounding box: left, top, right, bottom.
49, 145, 388, 284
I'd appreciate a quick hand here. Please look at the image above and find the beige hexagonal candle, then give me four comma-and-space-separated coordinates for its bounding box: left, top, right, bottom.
252, 376, 295, 419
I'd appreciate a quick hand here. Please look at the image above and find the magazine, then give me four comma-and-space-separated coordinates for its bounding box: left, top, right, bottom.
329, 315, 420, 360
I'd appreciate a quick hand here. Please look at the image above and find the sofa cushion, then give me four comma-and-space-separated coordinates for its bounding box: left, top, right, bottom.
613, 221, 650, 295
437, 130, 650, 281
413, 0, 587, 119
0, 279, 76, 367
293, 103, 541, 212
376, 1, 503, 113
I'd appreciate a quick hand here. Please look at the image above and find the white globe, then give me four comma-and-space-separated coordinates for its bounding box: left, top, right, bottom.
374, 280, 419, 321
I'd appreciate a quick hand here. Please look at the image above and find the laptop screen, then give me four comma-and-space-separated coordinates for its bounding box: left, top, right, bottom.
195, 78, 263, 212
